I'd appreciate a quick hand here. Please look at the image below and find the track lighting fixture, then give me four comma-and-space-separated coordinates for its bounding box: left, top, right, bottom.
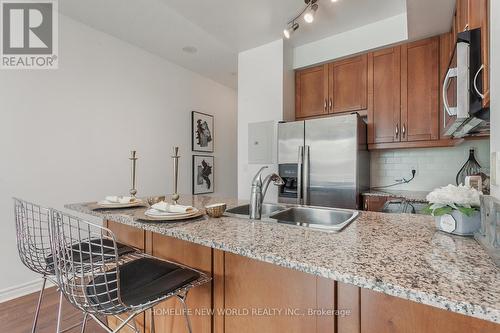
284, 0, 339, 39
284, 22, 300, 39
304, 3, 318, 23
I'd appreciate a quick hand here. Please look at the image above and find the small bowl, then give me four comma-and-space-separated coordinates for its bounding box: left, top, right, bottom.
147, 196, 166, 206
205, 203, 227, 218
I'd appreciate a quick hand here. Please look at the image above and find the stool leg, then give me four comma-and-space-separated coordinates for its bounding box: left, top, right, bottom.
80, 313, 88, 333
31, 276, 47, 333
177, 293, 192, 333
55, 291, 63, 333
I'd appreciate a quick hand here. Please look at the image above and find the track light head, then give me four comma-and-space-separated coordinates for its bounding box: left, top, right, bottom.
283, 22, 299, 39
304, 3, 318, 23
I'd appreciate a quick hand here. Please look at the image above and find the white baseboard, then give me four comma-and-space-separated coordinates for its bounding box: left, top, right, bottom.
0, 279, 55, 303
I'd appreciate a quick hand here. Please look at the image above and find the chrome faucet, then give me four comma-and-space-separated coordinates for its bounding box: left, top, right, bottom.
249, 166, 285, 220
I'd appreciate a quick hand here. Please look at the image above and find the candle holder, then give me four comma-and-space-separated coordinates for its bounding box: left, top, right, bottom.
129, 150, 138, 198
171, 147, 180, 204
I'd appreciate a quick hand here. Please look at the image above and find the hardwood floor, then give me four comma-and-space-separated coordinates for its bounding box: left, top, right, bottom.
0, 286, 105, 333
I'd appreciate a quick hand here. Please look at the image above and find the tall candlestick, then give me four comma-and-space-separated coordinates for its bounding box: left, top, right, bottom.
129, 150, 138, 198
171, 147, 180, 204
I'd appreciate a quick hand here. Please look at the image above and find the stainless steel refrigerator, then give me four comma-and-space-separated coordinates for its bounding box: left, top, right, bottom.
277, 114, 370, 210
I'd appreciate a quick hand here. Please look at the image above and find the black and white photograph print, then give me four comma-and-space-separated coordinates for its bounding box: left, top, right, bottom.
192, 111, 214, 152
192, 155, 214, 195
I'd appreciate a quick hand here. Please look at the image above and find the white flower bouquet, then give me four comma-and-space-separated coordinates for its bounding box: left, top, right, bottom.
424, 184, 481, 217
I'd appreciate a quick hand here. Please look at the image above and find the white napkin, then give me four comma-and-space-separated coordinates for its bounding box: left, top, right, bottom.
104, 196, 135, 204
151, 201, 194, 214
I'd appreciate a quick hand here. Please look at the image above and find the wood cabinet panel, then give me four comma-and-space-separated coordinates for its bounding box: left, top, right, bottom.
362, 196, 395, 212
401, 37, 439, 142
369, 47, 401, 144
330, 55, 368, 114
223, 252, 330, 333
150, 234, 213, 333
457, 0, 470, 32
360, 288, 500, 333
106, 220, 145, 250
296, 65, 329, 118
337, 282, 360, 333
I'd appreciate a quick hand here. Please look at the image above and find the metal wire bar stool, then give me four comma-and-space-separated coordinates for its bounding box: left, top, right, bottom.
13, 198, 137, 333
13, 198, 86, 333
49, 209, 211, 333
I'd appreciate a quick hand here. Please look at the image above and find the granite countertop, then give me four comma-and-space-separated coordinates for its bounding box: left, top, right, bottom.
66, 195, 500, 324
362, 189, 429, 202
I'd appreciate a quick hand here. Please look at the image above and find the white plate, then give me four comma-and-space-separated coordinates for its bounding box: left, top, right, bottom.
145, 208, 199, 217
136, 209, 204, 221
95, 200, 145, 209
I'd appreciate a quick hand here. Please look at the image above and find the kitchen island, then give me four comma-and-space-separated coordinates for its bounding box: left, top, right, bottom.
66, 196, 500, 333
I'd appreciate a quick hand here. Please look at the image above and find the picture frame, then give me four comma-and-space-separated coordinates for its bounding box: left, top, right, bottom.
192, 111, 214, 152
192, 155, 214, 195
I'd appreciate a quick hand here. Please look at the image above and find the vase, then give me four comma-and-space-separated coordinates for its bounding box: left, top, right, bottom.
434, 209, 481, 236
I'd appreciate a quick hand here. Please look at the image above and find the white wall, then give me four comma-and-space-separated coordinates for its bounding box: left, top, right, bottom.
0, 15, 237, 297
237, 39, 293, 201
371, 140, 490, 191
490, 0, 500, 198
293, 13, 408, 69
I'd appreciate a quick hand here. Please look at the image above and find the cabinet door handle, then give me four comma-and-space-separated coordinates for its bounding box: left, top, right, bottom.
395, 124, 399, 139
329, 98, 333, 111
324, 99, 327, 111
364, 200, 368, 211
402, 124, 406, 138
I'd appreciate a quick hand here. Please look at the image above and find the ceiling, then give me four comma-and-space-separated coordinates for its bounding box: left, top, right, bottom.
59, 0, 455, 89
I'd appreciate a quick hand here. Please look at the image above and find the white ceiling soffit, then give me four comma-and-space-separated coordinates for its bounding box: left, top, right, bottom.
59, 0, 238, 89
406, 0, 456, 40
59, 0, 455, 89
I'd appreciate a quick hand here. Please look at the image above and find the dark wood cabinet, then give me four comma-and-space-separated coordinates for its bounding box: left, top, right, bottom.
330, 55, 368, 114
401, 37, 440, 142
361, 288, 500, 333
368, 47, 401, 144
362, 195, 395, 212
151, 234, 213, 333
295, 55, 368, 119
295, 64, 329, 118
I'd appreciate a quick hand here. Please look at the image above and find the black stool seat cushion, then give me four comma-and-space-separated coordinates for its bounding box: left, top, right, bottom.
45, 239, 136, 273
86, 257, 200, 308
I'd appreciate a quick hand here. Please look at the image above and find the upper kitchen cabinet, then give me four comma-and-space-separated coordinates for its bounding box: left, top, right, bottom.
295, 64, 329, 119
368, 47, 401, 144
368, 38, 444, 148
400, 37, 440, 142
295, 54, 368, 119
330, 54, 368, 114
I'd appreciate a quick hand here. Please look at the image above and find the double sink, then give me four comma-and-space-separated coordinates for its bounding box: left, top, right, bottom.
225, 203, 359, 232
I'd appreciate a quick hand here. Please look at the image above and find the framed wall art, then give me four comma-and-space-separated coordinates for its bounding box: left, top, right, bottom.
192, 155, 214, 195
192, 111, 214, 152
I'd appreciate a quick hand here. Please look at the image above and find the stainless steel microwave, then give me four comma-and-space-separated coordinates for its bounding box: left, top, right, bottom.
442, 28, 489, 138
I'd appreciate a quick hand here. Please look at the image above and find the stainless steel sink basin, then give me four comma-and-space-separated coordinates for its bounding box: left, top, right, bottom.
225, 203, 286, 218
269, 206, 359, 232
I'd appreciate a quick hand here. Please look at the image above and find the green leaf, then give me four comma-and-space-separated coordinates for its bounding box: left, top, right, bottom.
457, 206, 477, 217
431, 206, 453, 217
422, 205, 433, 215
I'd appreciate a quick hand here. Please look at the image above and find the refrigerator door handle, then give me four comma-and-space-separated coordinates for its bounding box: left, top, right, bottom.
303, 146, 310, 206
297, 146, 304, 205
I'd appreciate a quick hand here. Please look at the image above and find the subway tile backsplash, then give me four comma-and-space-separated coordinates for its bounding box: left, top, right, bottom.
370, 140, 490, 191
